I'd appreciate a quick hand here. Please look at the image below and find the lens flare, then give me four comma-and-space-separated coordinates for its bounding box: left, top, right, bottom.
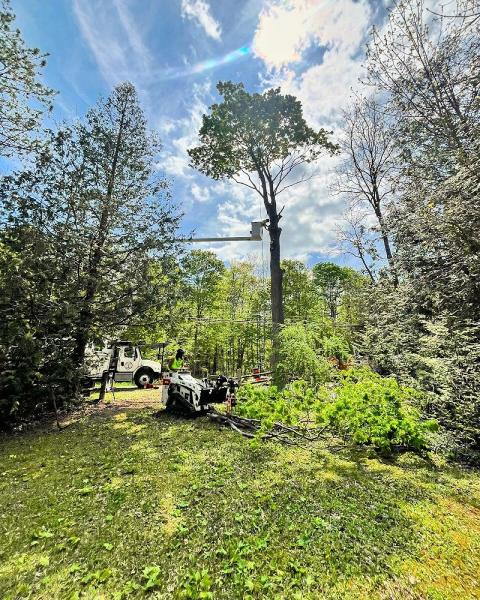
155, 45, 251, 81
190, 45, 251, 74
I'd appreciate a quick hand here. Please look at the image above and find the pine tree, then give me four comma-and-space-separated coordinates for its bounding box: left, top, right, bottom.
0, 0, 54, 160
0, 83, 180, 417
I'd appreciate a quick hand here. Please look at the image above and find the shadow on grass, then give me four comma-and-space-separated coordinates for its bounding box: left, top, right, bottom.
1, 408, 479, 599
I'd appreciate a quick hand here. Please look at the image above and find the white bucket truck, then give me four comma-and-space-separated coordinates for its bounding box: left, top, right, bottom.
83, 341, 163, 388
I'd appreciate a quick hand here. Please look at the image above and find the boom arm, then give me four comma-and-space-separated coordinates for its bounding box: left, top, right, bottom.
188, 220, 266, 243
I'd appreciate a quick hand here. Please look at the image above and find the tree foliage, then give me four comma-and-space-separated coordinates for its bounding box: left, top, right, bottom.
0, 0, 54, 159
312, 262, 362, 321
275, 324, 334, 388
188, 81, 338, 367
188, 82, 337, 183
236, 367, 436, 454
316, 367, 437, 453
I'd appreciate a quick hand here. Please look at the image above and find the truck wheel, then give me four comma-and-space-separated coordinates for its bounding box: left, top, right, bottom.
80, 377, 94, 389
134, 368, 154, 388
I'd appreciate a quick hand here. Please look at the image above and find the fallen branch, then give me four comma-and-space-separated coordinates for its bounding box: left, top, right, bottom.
228, 421, 257, 439
208, 409, 330, 446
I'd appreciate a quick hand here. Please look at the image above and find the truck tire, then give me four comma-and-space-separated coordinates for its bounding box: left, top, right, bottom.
134, 368, 154, 388
80, 376, 94, 389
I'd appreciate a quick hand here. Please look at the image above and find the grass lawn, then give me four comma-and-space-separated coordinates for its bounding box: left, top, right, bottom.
1, 393, 479, 599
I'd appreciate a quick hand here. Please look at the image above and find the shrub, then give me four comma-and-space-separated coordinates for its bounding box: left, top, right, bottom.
275, 324, 334, 388
315, 367, 438, 452
0, 330, 79, 425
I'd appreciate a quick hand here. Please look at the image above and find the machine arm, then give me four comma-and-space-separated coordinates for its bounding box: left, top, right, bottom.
188, 220, 266, 243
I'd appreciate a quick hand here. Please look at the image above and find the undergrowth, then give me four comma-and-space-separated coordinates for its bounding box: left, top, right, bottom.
236, 367, 438, 453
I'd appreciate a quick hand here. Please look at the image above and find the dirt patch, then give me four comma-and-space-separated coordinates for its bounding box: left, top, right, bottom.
1, 388, 163, 437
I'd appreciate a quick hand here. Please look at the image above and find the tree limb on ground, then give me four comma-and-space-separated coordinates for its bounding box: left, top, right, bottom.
207, 409, 329, 446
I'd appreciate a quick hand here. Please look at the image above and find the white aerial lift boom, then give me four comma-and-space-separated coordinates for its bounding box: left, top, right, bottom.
188, 220, 266, 243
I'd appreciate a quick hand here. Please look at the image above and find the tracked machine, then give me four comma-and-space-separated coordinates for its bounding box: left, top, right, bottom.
162, 371, 237, 416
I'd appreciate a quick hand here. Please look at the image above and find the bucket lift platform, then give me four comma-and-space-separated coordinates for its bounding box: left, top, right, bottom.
189, 220, 267, 243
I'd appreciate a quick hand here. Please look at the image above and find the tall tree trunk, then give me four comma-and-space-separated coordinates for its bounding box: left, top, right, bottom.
236, 340, 245, 372
193, 306, 200, 376
373, 191, 398, 287
377, 211, 394, 265
252, 156, 284, 371
212, 343, 218, 374
73, 97, 128, 367
268, 213, 284, 369
378, 214, 398, 287
357, 245, 376, 284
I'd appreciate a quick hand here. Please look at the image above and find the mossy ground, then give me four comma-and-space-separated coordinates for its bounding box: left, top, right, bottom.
1, 389, 479, 599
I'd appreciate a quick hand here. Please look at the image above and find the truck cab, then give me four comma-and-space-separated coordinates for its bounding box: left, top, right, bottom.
84, 341, 163, 388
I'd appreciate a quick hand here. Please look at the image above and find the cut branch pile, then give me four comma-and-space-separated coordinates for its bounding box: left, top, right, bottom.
207, 409, 329, 446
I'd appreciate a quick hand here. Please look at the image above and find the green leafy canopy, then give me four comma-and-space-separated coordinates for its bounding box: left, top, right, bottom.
188, 81, 338, 182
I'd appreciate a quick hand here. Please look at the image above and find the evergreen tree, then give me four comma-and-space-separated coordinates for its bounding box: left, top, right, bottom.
0, 0, 54, 160
0, 83, 180, 418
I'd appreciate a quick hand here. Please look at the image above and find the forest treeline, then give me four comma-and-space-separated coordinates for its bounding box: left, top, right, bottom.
0, 0, 479, 462
124, 254, 364, 377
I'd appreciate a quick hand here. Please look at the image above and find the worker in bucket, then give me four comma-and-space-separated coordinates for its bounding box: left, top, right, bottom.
168, 348, 185, 372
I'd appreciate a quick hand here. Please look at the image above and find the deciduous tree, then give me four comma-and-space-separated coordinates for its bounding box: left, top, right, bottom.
188, 81, 338, 366
335, 97, 397, 282
312, 262, 357, 321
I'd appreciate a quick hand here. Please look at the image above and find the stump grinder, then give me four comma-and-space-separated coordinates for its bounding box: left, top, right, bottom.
162, 371, 237, 416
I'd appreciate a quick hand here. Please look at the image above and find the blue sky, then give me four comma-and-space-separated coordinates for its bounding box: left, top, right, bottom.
12, 0, 388, 267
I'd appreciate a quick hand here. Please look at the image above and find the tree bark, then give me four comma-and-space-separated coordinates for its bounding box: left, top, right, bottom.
73, 96, 128, 367
236, 340, 245, 371
268, 213, 284, 370
374, 201, 398, 287
269, 220, 284, 326
357, 248, 376, 284
250, 152, 284, 371
98, 370, 109, 402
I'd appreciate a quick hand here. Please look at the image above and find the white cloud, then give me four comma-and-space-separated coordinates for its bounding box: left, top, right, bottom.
191, 183, 211, 203
271, 51, 366, 128
158, 120, 177, 135
205, 0, 375, 263
72, 0, 151, 88
157, 83, 211, 179
253, 1, 313, 69
181, 0, 221, 40
112, 0, 150, 68
253, 0, 372, 126
253, 0, 371, 70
